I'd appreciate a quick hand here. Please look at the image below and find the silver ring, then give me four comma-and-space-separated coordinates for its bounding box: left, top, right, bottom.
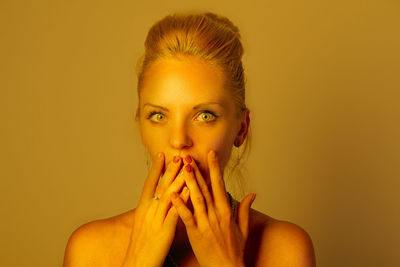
153, 195, 160, 200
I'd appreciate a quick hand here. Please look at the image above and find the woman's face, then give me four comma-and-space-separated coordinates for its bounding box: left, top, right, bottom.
138, 56, 246, 180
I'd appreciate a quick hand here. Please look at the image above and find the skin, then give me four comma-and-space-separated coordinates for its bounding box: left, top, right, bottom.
135, 55, 253, 266
63, 55, 316, 267
137, 55, 249, 182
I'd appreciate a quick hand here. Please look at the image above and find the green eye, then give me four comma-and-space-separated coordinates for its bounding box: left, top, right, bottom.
146, 111, 165, 122
153, 113, 165, 122
197, 111, 216, 122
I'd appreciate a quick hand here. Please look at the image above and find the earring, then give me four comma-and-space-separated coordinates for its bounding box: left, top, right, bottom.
236, 148, 241, 165
144, 149, 151, 172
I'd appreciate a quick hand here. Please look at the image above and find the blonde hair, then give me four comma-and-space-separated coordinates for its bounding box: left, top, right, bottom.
136, 12, 251, 199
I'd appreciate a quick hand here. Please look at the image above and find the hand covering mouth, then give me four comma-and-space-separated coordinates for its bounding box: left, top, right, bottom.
166, 156, 200, 166
182, 156, 201, 167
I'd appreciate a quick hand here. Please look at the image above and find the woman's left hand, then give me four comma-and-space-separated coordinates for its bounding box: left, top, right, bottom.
170, 150, 256, 267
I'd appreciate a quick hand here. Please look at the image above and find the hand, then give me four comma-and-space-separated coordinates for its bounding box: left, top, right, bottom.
170, 151, 256, 267
121, 153, 190, 267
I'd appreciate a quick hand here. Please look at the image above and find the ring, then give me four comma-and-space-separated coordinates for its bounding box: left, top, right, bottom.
153, 195, 160, 200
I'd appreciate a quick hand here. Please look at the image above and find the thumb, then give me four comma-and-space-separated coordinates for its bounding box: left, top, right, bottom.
237, 193, 256, 239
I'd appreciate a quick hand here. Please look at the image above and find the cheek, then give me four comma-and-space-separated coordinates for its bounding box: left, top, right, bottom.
140, 125, 166, 159
211, 137, 234, 168
199, 131, 235, 177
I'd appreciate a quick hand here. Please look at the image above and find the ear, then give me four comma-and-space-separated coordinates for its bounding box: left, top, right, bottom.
135, 107, 140, 122
135, 107, 145, 146
234, 108, 250, 147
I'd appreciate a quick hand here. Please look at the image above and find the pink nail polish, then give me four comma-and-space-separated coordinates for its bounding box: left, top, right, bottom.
173, 156, 180, 163
185, 155, 192, 163
185, 164, 192, 172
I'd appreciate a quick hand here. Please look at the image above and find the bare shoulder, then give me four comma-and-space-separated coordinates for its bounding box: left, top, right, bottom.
245, 208, 316, 267
63, 209, 135, 267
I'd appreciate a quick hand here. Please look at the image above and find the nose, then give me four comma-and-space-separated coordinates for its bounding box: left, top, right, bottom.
168, 120, 193, 150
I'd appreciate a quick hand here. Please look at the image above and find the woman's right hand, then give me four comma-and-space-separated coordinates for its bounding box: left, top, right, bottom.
121, 152, 189, 267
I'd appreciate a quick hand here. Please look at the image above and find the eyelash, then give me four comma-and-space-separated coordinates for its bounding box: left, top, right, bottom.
146, 111, 161, 120
145, 110, 218, 123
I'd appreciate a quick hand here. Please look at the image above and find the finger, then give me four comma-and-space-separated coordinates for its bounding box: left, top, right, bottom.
187, 158, 218, 226
181, 186, 190, 204
155, 167, 186, 221
170, 190, 197, 229
164, 186, 189, 228
140, 152, 164, 203
187, 162, 219, 226
208, 150, 230, 212
238, 193, 256, 240
166, 166, 186, 194
188, 157, 214, 210
155, 155, 182, 197
183, 164, 208, 224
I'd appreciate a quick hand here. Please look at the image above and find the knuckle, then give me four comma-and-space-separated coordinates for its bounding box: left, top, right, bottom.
160, 195, 170, 205
185, 173, 195, 183
195, 196, 204, 205
200, 186, 210, 196
169, 207, 178, 216
163, 166, 173, 176
221, 207, 232, 220
170, 178, 184, 192
165, 161, 182, 177
183, 213, 193, 223
152, 159, 162, 169
198, 225, 211, 238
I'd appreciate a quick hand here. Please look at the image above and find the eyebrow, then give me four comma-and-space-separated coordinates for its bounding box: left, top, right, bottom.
143, 102, 226, 112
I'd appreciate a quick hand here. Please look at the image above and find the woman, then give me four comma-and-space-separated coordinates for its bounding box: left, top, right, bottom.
63, 12, 315, 267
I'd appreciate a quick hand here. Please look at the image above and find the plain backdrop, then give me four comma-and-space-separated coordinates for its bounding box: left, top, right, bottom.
1, 0, 399, 266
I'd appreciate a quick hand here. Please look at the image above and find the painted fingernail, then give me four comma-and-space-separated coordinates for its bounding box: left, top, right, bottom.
210, 150, 216, 159
185, 164, 192, 172
185, 155, 192, 163
173, 155, 180, 163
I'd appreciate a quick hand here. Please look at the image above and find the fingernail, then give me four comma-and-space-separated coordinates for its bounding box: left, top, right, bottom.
185, 155, 192, 163
251, 194, 256, 202
185, 164, 192, 172
210, 150, 216, 159
173, 155, 180, 163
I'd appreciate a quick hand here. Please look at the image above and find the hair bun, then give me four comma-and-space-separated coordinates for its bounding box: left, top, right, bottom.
203, 12, 241, 37
138, 12, 246, 116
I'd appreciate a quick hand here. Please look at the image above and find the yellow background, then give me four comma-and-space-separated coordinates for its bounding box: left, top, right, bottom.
1, 0, 399, 266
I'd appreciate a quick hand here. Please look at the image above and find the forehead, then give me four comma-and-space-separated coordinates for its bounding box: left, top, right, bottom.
139, 57, 231, 108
